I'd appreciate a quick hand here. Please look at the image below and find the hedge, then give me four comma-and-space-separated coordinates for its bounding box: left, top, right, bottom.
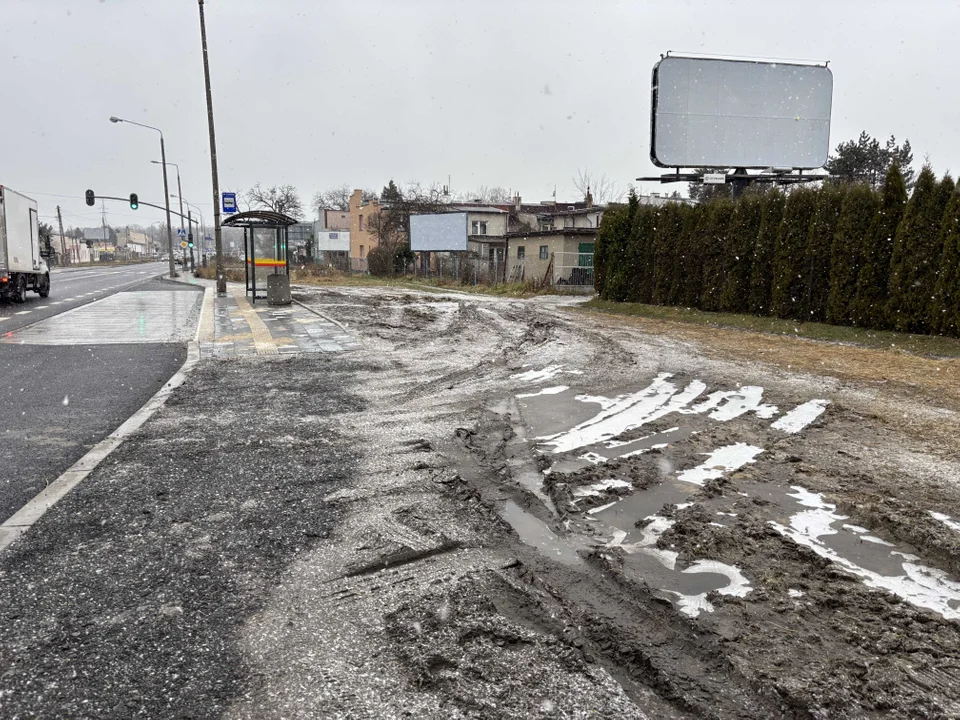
595, 170, 960, 338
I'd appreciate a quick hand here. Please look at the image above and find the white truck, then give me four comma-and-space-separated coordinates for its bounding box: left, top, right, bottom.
0, 185, 50, 303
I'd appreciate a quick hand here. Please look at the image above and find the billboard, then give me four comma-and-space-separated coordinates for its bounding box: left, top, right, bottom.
409, 212, 468, 252
651, 55, 833, 169
314, 230, 350, 252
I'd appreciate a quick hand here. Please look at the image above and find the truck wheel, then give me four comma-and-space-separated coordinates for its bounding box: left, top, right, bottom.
38, 274, 50, 298
12, 276, 27, 304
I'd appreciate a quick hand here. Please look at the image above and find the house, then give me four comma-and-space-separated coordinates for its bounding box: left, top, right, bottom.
503, 193, 603, 288
452, 204, 510, 266
505, 228, 597, 287
349, 189, 386, 268
319, 208, 350, 232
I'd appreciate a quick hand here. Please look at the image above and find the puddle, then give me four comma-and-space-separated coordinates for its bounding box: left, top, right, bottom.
750, 483, 960, 620
500, 500, 584, 567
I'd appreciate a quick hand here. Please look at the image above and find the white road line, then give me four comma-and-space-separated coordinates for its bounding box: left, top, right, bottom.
15, 311, 31, 315
36, 305, 49, 309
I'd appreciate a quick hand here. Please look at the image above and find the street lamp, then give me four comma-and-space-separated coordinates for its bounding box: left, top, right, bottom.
197, 0, 226, 295
109, 116, 176, 279
172, 195, 205, 250
151, 160, 187, 266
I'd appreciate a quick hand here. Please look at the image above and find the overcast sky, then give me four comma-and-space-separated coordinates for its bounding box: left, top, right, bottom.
2, 0, 958, 231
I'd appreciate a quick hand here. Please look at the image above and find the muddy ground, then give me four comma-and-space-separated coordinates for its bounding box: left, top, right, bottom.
284, 285, 960, 719
4, 282, 958, 719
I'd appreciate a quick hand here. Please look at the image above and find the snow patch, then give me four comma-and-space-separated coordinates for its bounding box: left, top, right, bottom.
572, 479, 632, 498
771, 487, 960, 619
677, 443, 764, 486
771, 399, 830, 433
930, 511, 960, 534
511, 365, 565, 383
516, 385, 570, 398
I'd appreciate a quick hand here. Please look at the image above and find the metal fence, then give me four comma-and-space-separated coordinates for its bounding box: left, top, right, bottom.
553, 252, 594, 287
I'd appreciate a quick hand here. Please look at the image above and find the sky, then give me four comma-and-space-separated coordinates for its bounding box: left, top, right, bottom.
2, 0, 958, 232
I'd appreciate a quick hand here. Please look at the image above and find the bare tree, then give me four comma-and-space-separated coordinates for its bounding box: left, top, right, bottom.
246, 183, 304, 219
454, 185, 513, 204
312, 184, 353, 217
572, 169, 622, 204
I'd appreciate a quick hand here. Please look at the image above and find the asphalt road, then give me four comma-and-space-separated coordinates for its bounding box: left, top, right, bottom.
0, 262, 167, 333
0, 263, 200, 523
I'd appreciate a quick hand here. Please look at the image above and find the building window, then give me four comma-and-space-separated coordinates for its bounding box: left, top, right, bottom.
517, 246, 525, 260
359, 215, 364, 231
539, 245, 548, 260
471, 220, 487, 235
360, 245, 365, 259
539, 219, 554, 231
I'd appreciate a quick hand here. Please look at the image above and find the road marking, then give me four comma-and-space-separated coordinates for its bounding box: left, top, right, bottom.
36, 305, 49, 309
15, 311, 31, 315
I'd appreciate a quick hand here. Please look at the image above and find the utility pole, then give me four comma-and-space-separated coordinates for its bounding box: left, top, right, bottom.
188, 209, 195, 272
198, 0, 225, 295
101, 199, 108, 260
56, 205, 67, 264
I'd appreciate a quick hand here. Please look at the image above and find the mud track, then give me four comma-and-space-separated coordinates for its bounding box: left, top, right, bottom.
280, 285, 960, 718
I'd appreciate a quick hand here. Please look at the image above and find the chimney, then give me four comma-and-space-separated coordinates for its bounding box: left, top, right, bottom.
514, 193, 521, 210
586, 184, 593, 208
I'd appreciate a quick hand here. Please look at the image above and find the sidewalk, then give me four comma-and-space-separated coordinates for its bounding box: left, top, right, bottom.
184, 276, 363, 357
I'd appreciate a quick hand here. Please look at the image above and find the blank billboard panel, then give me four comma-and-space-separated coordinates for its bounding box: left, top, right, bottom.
410, 212, 468, 252
315, 230, 350, 252
651, 56, 833, 169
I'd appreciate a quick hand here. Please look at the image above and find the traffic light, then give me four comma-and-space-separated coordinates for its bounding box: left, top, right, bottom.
129, 193, 139, 210
85, 189, 95, 206
187, 233, 194, 248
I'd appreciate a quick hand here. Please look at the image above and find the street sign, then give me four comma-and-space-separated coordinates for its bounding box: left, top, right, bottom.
703, 173, 727, 185
222, 192, 237, 214
177, 228, 187, 238
180, 241, 188, 248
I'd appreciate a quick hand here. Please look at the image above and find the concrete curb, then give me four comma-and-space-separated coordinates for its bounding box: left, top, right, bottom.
0, 293, 211, 556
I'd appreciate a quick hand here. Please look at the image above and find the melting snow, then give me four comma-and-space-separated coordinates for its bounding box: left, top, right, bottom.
686, 386, 778, 421
516, 385, 570, 398
930, 511, 960, 534
572, 479, 632, 498
511, 365, 566, 383
771, 487, 960, 620
677, 443, 764, 486
771, 399, 829, 433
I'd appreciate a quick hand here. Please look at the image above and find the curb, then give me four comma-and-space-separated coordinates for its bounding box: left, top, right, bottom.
0, 288, 214, 556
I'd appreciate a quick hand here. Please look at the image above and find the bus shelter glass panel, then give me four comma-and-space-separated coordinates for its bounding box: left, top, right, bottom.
246, 227, 288, 300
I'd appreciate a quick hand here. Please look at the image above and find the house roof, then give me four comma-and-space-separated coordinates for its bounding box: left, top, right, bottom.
453, 205, 507, 214
504, 227, 598, 239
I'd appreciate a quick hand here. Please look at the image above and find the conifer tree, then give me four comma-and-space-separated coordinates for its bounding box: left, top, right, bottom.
803, 184, 847, 321
625, 205, 657, 303
671, 205, 705, 307
826, 183, 880, 325
887, 167, 948, 333
748, 189, 785, 315
931, 192, 960, 335
771, 187, 819, 319
852, 164, 907, 328
651, 203, 684, 305
699, 199, 735, 311
720, 195, 764, 313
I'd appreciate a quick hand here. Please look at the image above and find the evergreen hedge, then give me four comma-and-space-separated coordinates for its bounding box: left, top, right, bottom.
595, 167, 960, 338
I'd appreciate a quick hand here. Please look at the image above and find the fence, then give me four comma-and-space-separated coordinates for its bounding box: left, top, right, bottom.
553, 252, 594, 287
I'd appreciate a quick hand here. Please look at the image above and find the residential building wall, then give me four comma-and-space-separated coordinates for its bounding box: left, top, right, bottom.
507, 231, 597, 285
349, 189, 383, 263
321, 209, 351, 231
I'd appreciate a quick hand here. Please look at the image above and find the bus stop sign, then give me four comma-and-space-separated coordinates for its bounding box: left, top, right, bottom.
222, 192, 237, 214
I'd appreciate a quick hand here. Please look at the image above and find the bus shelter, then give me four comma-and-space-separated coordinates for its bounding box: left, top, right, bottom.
222, 210, 297, 304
